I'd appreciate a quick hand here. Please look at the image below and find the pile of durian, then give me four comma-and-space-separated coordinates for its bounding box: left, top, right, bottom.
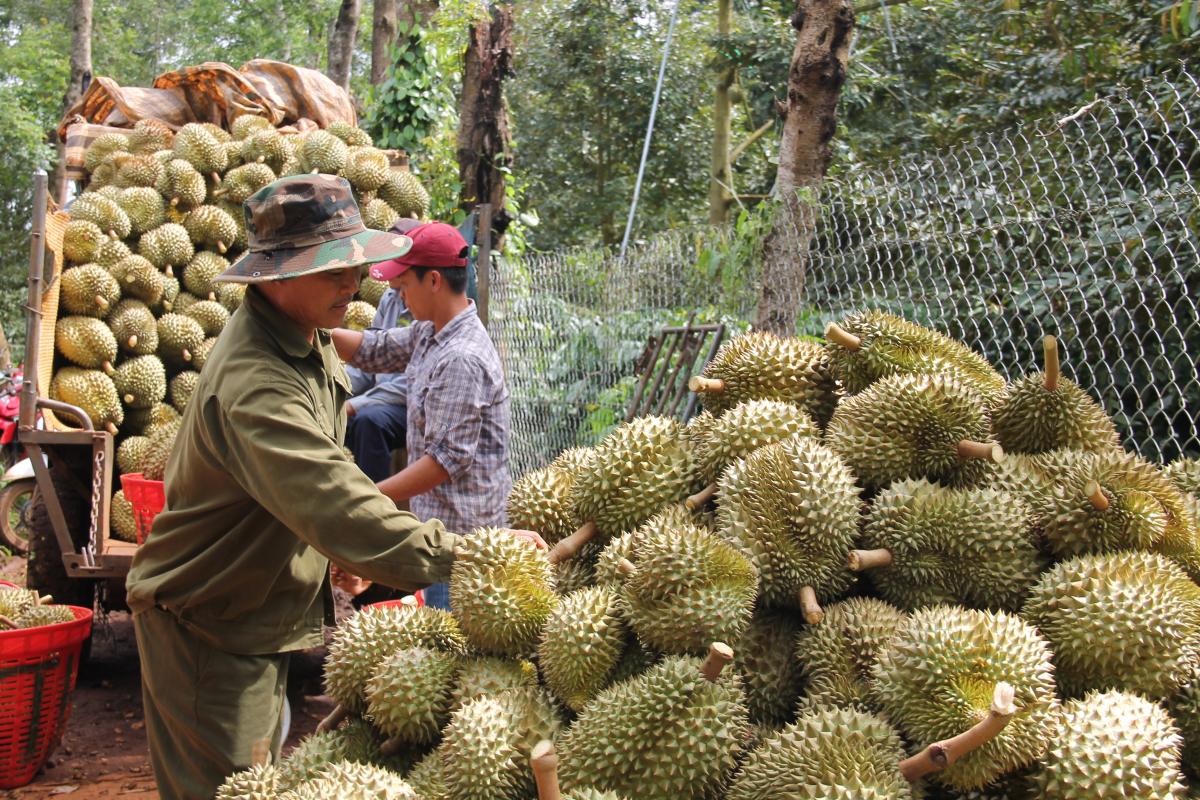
0, 585, 78, 629
217, 311, 1200, 800
54, 118, 429, 542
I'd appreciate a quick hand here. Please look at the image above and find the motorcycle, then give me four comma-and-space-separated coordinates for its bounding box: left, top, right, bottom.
0, 364, 35, 556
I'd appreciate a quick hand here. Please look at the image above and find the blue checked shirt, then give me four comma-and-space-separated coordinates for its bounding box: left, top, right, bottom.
344, 289, 410, 412
348, 301, 511, 533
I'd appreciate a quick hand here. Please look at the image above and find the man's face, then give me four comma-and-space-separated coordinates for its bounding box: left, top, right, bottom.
391, 269, 435, 321
264, 267, 364, 333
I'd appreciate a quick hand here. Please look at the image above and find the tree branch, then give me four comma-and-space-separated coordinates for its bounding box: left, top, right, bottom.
856, 0, 915, 13
730, 118, 775, 164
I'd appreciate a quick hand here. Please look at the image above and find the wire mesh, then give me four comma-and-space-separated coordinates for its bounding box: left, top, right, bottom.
489, 70, 1200, 476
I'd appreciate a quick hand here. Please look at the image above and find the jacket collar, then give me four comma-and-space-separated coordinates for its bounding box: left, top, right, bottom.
244, 287, 321, 360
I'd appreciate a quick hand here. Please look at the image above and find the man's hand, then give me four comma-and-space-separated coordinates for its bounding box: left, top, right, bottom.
330, 564, 372, 596
505, 528, 547, 550
344, 401, 357, 417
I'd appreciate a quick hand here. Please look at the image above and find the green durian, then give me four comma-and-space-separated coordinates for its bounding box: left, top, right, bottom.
363, 198, 400, 231
193, 336, 219, 373
378, 170, 430, 219
284, 760, 415, 800
277, 718, 381, 792
365, 645, 460, 746
156, 159, 208, 210
16, 604, 76, 628
689, 398, 819, 496
1165, 457, 1200, 499
110, 255, 165, 306
50, 367, 123, 432
116, 436, 151, 475
299, 130, 349, 174
357, 276, 388, 306
231, 115, 273, 141
109, 490, 138, 543
344, 147, 390, 191
184, 205, 239, 254
127, 119, 174, 154
508, 465, 583, 546
734, 607, 805, 726
183, 299, 230, 337
343, 300, 376, 331
538, 585, 627, 710
173, 123, 229, 177
62, 219, 108, 264
107, 299, 159, 355
327, 121, 373, 148
55, 315, 118, 371
241, 129, 293, 174
168, 371, 200, 413
156, 313, 206, 368
84, 133, 131, 173
140, 417, 182, 480
111, 355, 167, 409
218, 162, 277, 205
95, 237, 133, 268
61, 264, 121, 318
215, 763, 278, 800
451, 656, 539, 712
139, 223, 195, 270
183, 251, 230, 298
71, 192, 132, 240
114, 153, 165, 190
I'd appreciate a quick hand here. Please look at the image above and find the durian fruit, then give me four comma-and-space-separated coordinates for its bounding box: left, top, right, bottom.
871, 606, 1060, 791
107, 299, 159, 355
123, 401, 180, 437
538, 585, 627, 710
231, 115, 273, 141
50, 367, 123, 433
241, 129, 293, 174
851, 479, 1047, 612
110, 255, 166, 306
218, 200, 250, 250
507, 465, 584, 547
1169, 664, 1200, 780
557, 648, 749, 800
299, 130, 349, 175
358, 276, 388, 307
327, 121, 374, 147
284, 760, 416, 800
111, 355, 167, 409
343, 300, 376, 331
686, 399, 819, 509
322, 604, 466, 719
217, 281, 247, 313
127, 119, 174, 154
183, 250, 230, 299
168, 371, 200, 413
156, 159, 208, 210
140, 417, 182, 480
215, 762, 278, 800
1165, 457, 1200, 499
114, 154, 165, 191
378, 170, 430, 219
62, 219, 108, 263
139, 222, 195, 271
343, 147, 391, 191
61, 263, 121, 317
16, 604, 76, 628
726, 706, 916, 800
84, 133, 131, 173
183, 300, 230, 337
173, 123, 229, 180
825, 310, 1006, 399
117, 186, 167, 236
438, 687, 562, 800
365, 644, 460, 747
55, 315, 118, 372
277, 718, 382, 791
0, 587, 38, 618
95, 237, 133, 268
363, 198, 400, 231
110, 490, 139, 544
618, 507, 758, 654
405, 749, 447, 798
688, 331, 840, 426
717, 436, 860, 622
116, 436, 150, 475
217, 162, 277, 205
734, 607, 805, 726
992, 336, 1121, 455
795, 596, 906, 715
156, 313, 206, 368
1022, 551, 1200, 700
451, 527, 557, 656
1038, 450, 1200, 578
71, 192, 132, 239
561, 416, 695, 561
172, 292, 200, 314
553, 541, 598, 595
826, 373, 1004, 490
184, 205, 239, 254
193, 336, 219, 373
451, 656, 540, 712
1032, 689, 1186, 798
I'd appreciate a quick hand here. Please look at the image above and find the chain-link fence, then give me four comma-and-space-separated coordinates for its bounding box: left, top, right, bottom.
488, 69, 1200, 476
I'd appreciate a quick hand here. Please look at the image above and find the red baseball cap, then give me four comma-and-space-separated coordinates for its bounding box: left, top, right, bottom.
370, 221, 469, 281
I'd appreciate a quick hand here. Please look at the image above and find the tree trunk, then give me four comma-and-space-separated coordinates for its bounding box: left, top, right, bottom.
328, 0, 362, 91
708, 0, 734, 224
456, 3, 514, 235
754, 0, 854, 336
53, 0, 94, 203
372, 0, 398, 85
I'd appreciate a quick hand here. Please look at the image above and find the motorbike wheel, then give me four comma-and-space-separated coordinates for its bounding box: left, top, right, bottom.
0, 479, 34, 556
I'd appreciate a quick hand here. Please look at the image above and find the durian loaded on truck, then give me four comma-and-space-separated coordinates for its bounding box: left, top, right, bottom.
18, 115, 433, 612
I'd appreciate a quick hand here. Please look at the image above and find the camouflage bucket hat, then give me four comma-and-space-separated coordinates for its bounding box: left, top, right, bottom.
216, 174, 413, 284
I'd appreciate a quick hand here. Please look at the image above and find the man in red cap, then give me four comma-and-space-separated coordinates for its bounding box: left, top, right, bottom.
332, 221, 512, 609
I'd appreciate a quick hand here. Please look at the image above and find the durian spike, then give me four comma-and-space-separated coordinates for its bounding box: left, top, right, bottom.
1085, 480, 1110, 511
379, 736, 406, 757
956, 440, 1005, 462
848, 548, 894, 571
616, 557, 636, 577
700, 642, 734, 683
1043, 335, 1060, 392
799, 586, 824, 624
547, 520, 598, 565
529, 739, 562, 800
104, 421, 119, 436
685, 483, 718, 510
898, 682, 1018, 782
315, 704, 349, 733
825, 322, 863, 350
688, 375, 725, 394
0, 615, 16, 630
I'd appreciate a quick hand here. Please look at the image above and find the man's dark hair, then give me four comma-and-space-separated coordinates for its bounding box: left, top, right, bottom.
410, 266, 468, 294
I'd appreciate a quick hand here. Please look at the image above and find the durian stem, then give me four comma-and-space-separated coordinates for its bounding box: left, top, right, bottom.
0, 615, 17, 630
825, 322, 862, 350
899, 682, 1018, 782
799, 586, 824, 624
956, 440, 1005, 463
207, 292, 217, 301
170, 197, 180, 207
529, 740, 562, 800
182, 349, 193, 362
685, 483, 718, 510
1085, 480, 1110, 511
315, 704, 349, 734
547, 521, 598, 565
123, 394, 135, 405
256, 156, 266, 164
216, 241, 228, 254
616, 558, 636, 577
210, 172, 222, 185
107, 229, 117, 240
687, 375, 725, 394
1043, 335, 1060, 392
848, 548, 894, 571
700, 642, 734, 683
104, 421, 118, 436
36, 594, 51, 606
128, 335, 138, 349
379, 736, 406, 757
164, 264, 174, 278
96, 295, 109, 312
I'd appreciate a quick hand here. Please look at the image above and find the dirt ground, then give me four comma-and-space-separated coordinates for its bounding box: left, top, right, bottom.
0, 556, 344, 799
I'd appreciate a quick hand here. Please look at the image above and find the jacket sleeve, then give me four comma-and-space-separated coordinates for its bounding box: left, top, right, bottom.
218, 378, 458, 590
348, 324, 421, 374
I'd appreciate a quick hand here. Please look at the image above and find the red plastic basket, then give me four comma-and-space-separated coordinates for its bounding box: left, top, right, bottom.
120, 472, 165, 545
0, 604, 93, 788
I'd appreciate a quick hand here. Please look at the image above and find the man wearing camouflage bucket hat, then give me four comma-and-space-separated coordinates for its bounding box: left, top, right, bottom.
125, 174, 545, 800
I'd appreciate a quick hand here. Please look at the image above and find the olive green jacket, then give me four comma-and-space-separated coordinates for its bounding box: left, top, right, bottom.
125, 288, 460, 655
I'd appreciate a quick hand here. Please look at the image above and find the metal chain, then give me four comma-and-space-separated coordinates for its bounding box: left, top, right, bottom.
85, 449, 102, 567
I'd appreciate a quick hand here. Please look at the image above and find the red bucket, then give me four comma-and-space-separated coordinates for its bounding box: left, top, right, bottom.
0, 604, 93, 788
120, 472, 166, 545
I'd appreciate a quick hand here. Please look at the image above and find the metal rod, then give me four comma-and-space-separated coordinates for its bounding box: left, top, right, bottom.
627, 333, 665, 422
21, 171, 49, 431
654, 313, 697, 416
683, 323, 726, 422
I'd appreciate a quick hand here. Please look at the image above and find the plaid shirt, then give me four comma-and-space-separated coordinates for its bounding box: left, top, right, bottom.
350, 301, 511, 533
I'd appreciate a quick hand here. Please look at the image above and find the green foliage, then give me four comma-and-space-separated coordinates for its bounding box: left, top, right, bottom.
365, 23, 449, 153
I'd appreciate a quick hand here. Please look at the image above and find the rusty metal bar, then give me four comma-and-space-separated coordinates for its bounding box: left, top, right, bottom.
21, 171, 48, 432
